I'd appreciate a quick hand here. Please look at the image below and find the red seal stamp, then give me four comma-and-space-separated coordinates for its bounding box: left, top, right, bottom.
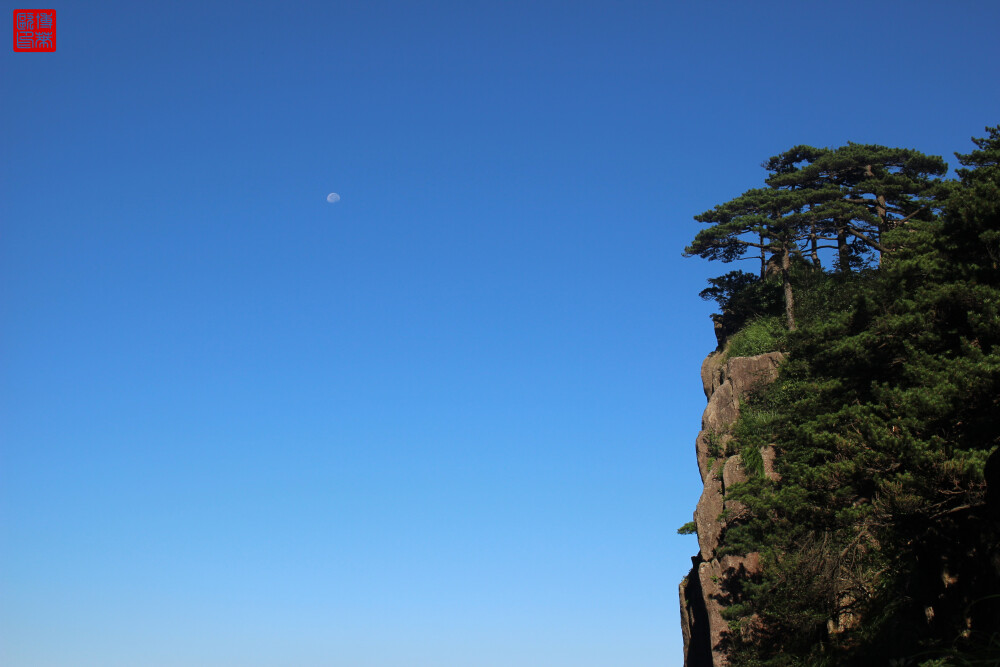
13, 9, 56, 52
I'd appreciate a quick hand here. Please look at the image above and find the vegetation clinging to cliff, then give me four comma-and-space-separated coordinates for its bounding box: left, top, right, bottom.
687, 127, 1000, 665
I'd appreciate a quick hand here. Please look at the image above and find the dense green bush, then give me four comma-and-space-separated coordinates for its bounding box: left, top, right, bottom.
725, 316, 785, 359
700, 270, 784, 341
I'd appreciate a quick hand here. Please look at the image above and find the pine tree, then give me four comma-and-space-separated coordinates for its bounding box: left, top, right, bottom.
686, 187, 819, 330
766, 144, 949, 266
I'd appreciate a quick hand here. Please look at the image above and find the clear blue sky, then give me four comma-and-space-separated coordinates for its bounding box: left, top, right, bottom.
2, 2, 998, 665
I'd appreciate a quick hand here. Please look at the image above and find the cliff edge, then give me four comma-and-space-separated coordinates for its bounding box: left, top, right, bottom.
679, 350, 784, 667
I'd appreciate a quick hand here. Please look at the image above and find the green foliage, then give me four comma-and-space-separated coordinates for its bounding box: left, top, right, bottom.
700, 270, 762, 309
677, 521, 698, 535
702, 270, 785, 341
687, 141, 949, 334
725, 397, 777, 483
706, 430, 725, 458
725, 316, 785, 359
687, 128, 1000, 666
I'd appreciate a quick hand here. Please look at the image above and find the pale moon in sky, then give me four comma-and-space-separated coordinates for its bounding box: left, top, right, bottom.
326, 192, 341, 203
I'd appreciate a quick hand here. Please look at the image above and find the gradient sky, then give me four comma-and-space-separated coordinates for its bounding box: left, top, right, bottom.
3, 2, 999, 665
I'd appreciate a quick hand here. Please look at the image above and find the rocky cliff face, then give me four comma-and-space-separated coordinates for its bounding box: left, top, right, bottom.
679, 350, 784, 667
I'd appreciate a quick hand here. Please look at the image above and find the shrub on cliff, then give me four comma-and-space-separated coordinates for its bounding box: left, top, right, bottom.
725, 316, 785, 359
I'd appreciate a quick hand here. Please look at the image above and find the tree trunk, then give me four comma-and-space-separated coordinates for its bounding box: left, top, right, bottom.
865, 164, 889, 265
759, 231, 766, 279
782, 248, 796, 331
810, 223, 820, 268
863, 165, 888, 221
837, 224, 850, 273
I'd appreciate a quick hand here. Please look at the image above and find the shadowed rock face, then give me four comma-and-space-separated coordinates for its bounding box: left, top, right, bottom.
680, 351, 784, 667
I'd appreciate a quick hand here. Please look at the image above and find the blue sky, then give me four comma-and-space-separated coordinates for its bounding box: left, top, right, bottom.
2, 2, 998, 665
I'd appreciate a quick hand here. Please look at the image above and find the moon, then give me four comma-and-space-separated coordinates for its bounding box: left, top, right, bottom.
326, 192, 341, 203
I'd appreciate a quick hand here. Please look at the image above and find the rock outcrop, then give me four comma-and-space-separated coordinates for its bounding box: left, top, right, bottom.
680, 350, 784, 666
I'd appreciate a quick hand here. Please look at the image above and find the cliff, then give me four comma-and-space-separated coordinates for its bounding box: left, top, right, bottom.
679, 350, 784, 667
